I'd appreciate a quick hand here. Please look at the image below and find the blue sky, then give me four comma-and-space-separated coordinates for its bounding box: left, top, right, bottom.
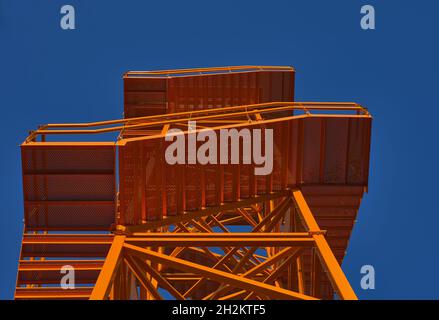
0, 0, 438, 299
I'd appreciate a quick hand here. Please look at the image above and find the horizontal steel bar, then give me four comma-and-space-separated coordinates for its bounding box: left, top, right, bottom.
125, 233, 315, 247
22, 234, 114, 244
15, 287, 93, 300
127, 232, 311, 238
18, 260, 104, 271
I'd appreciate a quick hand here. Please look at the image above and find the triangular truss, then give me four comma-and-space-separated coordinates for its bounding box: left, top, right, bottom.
91, 190, 356, 300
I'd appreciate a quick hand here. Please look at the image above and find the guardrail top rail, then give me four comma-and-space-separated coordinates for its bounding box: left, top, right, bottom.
124, 65, 295, 78
23, 102, 370, 144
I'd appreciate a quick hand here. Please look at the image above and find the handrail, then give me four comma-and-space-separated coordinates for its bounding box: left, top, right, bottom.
124, 65, 294, 77
44, 102, 367, 128
24, 102, 369, 143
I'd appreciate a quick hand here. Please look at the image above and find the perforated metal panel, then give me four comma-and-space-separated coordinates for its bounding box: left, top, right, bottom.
118, 116, 371, 225
21, 143, 116, 230
124, 67, 295, 117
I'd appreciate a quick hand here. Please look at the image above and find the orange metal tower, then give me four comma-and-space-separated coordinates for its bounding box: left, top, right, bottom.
14, 66, 371, 300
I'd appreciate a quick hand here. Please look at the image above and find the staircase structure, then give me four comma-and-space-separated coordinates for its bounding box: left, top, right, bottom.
14, 66, 372, 300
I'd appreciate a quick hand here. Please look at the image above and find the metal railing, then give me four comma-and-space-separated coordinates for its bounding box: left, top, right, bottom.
124, 65, 294, 78
24, 102, 370, 143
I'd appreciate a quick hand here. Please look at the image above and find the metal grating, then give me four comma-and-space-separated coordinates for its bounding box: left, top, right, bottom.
118, 116, 371, 225
124, 66, 295, 117
21, 144, 116, 230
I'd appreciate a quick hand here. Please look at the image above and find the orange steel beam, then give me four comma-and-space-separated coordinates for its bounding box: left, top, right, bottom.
15, 287, 94, 300
146, 199, 294, 298
135, 257, 186, 300
242, 247, 301, 278
90, 235, 125, 300
82, 189, 357, 300
18, 260, 104, 271
296, 257, 305, 294
184, 198, 293, 297
211, 212, 294, 297
243, 250, 304, 300
207, 248, 302, 300
188, 216, 263, 272
125, 233, 314, 246
22, 234, 114, 244
124, 256, 163, 300
291, 189, 357, 300
124, 243, 317, 300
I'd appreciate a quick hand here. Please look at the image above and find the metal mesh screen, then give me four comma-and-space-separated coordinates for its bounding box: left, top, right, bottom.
118, 116, 371, 224
21, 144, 116, 230
124, 70, 295, 118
